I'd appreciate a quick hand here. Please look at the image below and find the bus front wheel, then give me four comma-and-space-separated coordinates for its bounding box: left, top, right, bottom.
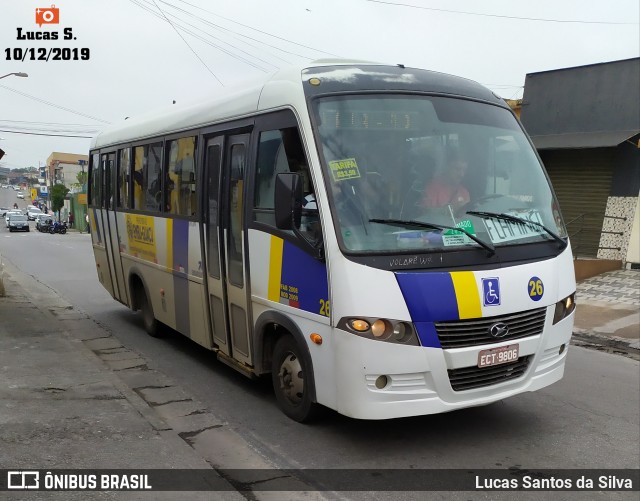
271, 335, 319, 423
138, 288, 160, 337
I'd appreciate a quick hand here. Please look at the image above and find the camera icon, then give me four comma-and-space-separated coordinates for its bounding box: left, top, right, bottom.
35, 5, 60, 27
7, 471, 40, 489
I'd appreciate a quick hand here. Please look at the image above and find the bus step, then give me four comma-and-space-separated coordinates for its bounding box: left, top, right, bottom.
216, 352, 256, 379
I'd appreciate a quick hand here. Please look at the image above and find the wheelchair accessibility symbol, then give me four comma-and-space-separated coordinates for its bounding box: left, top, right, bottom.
482, 277, 501, 307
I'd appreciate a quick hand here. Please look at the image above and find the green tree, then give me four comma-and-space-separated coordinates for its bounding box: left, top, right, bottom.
50, 184, 70, 220
77, 171, 88, 186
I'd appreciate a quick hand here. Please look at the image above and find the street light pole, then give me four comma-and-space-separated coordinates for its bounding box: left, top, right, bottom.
0, 72, 28, 80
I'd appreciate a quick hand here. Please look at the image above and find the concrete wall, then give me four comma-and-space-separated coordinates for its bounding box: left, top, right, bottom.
626, 197, 640, 265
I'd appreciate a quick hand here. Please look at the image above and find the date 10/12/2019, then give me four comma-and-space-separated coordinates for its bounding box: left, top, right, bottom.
5, 47, 90, 61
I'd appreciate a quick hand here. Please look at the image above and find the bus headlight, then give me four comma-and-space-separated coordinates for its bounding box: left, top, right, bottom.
339, 317, 420, 346
553, 293, 576, 325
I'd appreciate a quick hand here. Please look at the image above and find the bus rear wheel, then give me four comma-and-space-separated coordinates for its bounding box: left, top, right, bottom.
138, 288, 160, 337
271, 335, 319, 423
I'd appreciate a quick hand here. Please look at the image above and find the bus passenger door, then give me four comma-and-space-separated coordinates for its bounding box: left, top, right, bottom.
203, 134, 253, 366
97, 152, 120, 300
204, 137, 230, 355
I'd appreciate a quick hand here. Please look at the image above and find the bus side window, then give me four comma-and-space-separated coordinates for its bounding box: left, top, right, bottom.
253, 127, 316, 237
132, 146, 145, 210
165, 136, 197, 217
117, 148, 130, 209
89, 152, 100, 207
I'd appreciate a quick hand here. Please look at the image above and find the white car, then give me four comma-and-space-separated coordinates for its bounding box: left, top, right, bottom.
16, 191, 24, 199
26, 207, 42, 221
5, 210, 24, 228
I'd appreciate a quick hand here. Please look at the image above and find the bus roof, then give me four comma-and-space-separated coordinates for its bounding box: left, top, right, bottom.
91, 59, 504, 150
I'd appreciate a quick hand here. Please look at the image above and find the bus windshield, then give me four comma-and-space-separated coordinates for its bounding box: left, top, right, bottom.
312, 95, 567, 253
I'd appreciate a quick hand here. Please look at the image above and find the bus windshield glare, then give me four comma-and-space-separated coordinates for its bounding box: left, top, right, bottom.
312, 95, 567, 253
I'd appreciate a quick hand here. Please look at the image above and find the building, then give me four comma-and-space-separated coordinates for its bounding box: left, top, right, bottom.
46, 152, 89, 193
520, 58, 640, 269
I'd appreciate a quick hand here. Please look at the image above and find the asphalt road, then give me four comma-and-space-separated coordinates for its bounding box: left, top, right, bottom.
1, 189, 638, 495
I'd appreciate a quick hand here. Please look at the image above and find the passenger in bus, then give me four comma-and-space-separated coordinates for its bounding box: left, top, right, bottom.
421, 148, 470, 210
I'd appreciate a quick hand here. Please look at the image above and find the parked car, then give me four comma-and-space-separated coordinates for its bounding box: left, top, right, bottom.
35, 213, 53, 232
26, 207, 42, 221
16, 191, 24, 199
5, 210, 22, 227
8, 214, 29, 232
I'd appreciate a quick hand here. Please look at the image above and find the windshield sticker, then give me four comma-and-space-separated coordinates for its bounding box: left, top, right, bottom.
442, 219, 476, 247
482, 277, 501, 307
483, 210, 546, 244
329, 158, 361, 182
528, 276, 544, 301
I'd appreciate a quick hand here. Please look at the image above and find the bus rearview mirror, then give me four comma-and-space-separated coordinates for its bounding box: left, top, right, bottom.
275, 172, 303, 230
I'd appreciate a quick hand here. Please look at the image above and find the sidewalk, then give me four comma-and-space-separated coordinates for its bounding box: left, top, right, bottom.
0, 260, 322, 499
573, 269, 640, 359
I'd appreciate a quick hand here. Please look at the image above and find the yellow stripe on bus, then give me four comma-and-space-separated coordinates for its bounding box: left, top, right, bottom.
268, 235, 284, 302
166, 218, 173, 269
450, 271, 482, 319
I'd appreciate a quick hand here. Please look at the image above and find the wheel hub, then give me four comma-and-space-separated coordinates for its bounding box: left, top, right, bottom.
278, 352, 304, 404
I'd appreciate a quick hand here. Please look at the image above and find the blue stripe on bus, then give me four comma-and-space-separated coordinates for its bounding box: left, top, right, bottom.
280, 241, 328, 315
173, 219, 190, 336
414, 322, 441, 348
395, 272, 459, 322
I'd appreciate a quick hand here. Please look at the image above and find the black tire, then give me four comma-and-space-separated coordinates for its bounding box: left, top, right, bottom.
60, 227, 66, 234
49, 227, 55, 234
271, 335, 319, 423
138, 288, 160, 337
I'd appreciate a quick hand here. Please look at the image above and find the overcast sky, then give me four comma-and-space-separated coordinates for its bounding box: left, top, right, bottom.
1, 0, 638, 170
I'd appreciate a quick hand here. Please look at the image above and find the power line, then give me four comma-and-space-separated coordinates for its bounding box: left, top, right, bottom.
174, 0, 340, 56
140, 0, 283, 69
0, 84, 110, 124
364, 0, 639, 25
130, 0, 272, 74
157, 0, 323, 61
148, 0, 224, 85
0, 129, 93, 138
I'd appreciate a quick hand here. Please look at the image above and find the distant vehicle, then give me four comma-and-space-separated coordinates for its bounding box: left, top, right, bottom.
8, 214, 29, 232
16, 191, 24, 199
5, 210, 22, 227
35, 213, 53, 232
26, 207, 42, 221
0, 207, 8, 217
49, 220, 67, 234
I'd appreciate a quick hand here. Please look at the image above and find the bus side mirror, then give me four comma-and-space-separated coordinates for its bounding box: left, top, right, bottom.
275, 172, 303, 230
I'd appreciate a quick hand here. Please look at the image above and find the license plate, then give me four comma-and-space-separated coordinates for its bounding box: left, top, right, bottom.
478, 344, 519, 368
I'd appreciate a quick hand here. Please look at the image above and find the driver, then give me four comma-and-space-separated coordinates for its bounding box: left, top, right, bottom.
421, 148, 470, 210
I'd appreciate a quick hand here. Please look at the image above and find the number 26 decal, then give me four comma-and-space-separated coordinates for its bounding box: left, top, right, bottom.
528, 277, 544, 301
319, 299, 331, 317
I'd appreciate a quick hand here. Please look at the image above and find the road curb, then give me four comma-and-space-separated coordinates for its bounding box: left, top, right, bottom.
0, 250, 5, 297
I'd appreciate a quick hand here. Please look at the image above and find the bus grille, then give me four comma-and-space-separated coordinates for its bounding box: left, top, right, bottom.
434, 307, 546, 349
448, 356, 532, 391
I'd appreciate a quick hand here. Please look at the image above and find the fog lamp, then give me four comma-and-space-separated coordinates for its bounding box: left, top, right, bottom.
371, 319, 387, 338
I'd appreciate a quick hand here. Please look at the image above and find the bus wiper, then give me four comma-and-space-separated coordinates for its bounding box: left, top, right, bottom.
466, 210, 567, 249
370, 218, 495, 256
